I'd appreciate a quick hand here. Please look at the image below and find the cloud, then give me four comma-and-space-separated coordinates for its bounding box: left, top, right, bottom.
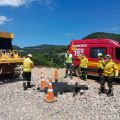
35, 0, 57, 9
0, 16, 13, 25
0, 0, 27, 7
66, 33, 75, 37
40, 0, 53, 6
0, 0, 56, 8
106, 26, 120, 32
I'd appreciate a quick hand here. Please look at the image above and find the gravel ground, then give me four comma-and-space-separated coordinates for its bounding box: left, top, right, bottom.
0, 67, 120, 120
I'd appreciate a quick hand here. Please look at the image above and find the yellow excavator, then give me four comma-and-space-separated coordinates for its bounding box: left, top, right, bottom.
0, 32, 23, 78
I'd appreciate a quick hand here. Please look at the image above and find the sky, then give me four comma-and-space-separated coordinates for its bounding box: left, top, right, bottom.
0, 0, 120, 47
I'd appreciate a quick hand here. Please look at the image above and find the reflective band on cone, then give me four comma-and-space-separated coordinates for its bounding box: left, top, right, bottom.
48, 82, 52, 86
41, 78, 47, 89
48, 89, 53, 92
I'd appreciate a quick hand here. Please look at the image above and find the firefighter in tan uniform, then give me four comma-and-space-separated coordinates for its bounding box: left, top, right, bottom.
23, 54, 34, 90
97, 53, 105, 76
99, 54, 118, 96
79, 54, 88, 81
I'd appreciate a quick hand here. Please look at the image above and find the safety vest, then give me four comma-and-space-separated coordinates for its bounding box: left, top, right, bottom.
65, 54, 73, 63
79, 56, 88, 68
23, 57, 34, 72
103, 60, 118, 76
97, 59, 105, 69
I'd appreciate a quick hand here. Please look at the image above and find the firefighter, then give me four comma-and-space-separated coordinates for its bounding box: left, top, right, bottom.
79, 53, 88, 81
97, 53, 105, 77
64, 50, 73, 79
99, 54, 118, 96
23, 54, 34, 90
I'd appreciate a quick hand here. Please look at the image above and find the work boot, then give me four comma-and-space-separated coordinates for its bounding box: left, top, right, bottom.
70, 75, 73, 79
84, 75, 87, 81
27, 82, 31, 88
64, 74, 67, 78
99, 87, 105, 94
23, 82, 27, 90
107, 89, 114, 97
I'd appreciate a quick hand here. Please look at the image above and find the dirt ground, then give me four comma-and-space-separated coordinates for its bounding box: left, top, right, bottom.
0, 67, 120, 120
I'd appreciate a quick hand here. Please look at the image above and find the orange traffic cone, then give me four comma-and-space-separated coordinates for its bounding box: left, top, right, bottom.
54, 69, 58, 82
44, 81, 56, 103
41, 78, 47, 89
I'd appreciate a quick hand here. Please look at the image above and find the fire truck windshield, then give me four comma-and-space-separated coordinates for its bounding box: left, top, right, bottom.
116, 48, 120, 60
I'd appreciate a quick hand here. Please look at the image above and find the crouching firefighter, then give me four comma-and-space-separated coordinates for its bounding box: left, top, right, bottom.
99, 54, 118, 96
22, 54, 34, 90
79, 53, 88, 81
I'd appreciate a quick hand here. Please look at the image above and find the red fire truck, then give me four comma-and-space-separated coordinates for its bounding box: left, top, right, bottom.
69, 38, 120, 77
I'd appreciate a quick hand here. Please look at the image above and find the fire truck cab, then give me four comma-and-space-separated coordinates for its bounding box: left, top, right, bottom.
69, 38, 120, 77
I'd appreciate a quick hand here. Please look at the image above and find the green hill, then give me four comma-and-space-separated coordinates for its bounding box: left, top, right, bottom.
84, 32, 120, 41
18, 44, 67, 68
23, 44, 67, 54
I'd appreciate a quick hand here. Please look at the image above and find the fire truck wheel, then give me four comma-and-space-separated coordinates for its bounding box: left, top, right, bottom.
75, 68, 81, 77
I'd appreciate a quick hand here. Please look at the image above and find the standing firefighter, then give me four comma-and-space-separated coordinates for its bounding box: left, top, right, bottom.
99, 54, 118, 96
97, 53, 105, 77
79, 54, 88, 81
23, 54, 34, 90
64, 50, 73, 79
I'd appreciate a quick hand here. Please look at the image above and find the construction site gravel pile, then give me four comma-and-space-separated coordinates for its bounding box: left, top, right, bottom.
0, 67, 120, 120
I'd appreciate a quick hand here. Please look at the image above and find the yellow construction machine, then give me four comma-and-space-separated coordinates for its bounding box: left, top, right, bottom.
0, 32, 23, 78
